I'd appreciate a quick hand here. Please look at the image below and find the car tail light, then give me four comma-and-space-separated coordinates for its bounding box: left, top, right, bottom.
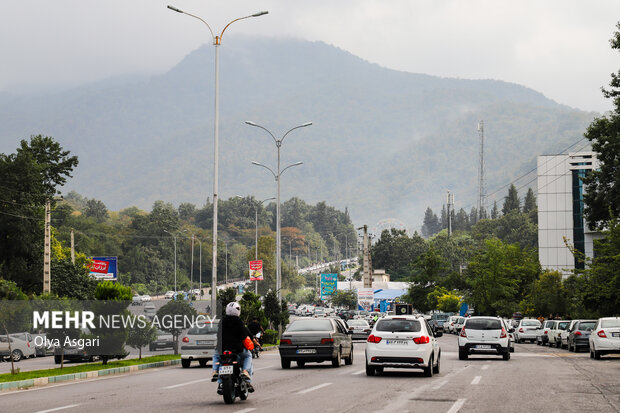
519, 328, 524, 333
575, 331, 582, 336
500, 328, 507, 338
460, 328, 467, 338
413, 336, 430, 344
597, 330, 607, 338
544, 330, 548, 334
27, 342, 30, 348
367, 334, 382, 343
320, 338, 334, 344
182, 336, 189, 343
280, 339, 292, 345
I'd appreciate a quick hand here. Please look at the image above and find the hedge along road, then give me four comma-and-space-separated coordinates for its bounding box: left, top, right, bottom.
0, 334, 618, 413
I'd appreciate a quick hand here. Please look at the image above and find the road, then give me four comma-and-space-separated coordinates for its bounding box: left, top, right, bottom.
2, 332, 618, 413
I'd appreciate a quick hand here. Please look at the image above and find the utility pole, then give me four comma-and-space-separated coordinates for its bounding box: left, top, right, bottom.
358, 225, 372, 288
70, 229, 75, 264
447, 191, 454, 237
190, 234, 195, 290
43, 199, 51, 294
478, 120, 486, 220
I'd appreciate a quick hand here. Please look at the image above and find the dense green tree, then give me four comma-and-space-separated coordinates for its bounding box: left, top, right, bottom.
156, 298, 197, 354
437, 292, 462, 313
523, 188, 537, 214
92, 281, 132, 364
84, 199, 108, 222
330, 289, 357, 309
491, 201, 499, 219
421, 207, 441, 238
127, 320, 157, 359
371, 229, 426, 280
502, 184, 520, 215
583, 23, 620, 229
263, 289, 282, 329
520, 271, 567, 318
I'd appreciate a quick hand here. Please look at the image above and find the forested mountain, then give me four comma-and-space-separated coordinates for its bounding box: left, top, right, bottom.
0, 36, 595, 229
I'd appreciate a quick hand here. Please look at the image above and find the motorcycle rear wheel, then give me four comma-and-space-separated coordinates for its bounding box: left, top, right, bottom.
239, 379, 249, 400
222, 376, 236, 404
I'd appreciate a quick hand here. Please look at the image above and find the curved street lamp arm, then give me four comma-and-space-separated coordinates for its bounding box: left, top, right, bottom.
220, 11, 268, 41
281, 162, 303, 176
245, 121, 277, 145
167, 5, 215, 40
252, 161, 277, 179
281, 122, 312, 145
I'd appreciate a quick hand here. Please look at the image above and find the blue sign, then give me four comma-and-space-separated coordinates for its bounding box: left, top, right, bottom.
89, 256, 118, 281
320, 273, 338, 299
459, 303, 469, 317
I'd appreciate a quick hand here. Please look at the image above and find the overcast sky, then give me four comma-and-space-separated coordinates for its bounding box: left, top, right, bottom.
1, 1, 618, 113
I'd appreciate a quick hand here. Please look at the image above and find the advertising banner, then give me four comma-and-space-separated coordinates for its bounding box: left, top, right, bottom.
357, 288, 374, 311
249, 260, 263, 281
320, 273, 338, 299
89, 257, 117, 280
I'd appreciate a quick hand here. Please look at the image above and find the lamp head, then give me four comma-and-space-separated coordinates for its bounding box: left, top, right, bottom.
245, 121, 258, 126
167, 5, 183, 13
301, 122, 313, 127
252, 11, 269, 17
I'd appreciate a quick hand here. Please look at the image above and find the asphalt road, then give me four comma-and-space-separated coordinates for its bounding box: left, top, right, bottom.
1, 333, 618, 413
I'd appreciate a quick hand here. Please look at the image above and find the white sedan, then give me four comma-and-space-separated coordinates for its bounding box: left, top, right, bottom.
365, 315, 441, 377
589, 317, 620, 359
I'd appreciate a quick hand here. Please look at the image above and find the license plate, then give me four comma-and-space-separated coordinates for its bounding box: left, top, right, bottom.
613, 332, 620, 337
197, 340, 208, 345
386, 340, 408, 345
296, 349, 316, 354
219, 365, 233, 375
476, 345, 491, 349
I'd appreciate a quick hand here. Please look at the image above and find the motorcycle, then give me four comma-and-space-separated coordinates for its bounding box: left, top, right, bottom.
252, 332, 262, 359
218, 351, 250, 404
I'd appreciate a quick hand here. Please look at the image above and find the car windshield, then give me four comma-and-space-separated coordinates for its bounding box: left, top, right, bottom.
465, 319, 502, 330
577, 322, 596, 330
286, 319, 333, 332
188, 322, 219, 335
601, 319, 620, 328
522, 320, 540, 326
347, 320, 368, 327
376, 319, 421, 333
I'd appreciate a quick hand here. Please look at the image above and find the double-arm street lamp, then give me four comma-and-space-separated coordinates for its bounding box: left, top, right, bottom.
163, 229, 187, 292
167, 5, 268, 314
246, 121, 312, 306
254, 196, 275, 293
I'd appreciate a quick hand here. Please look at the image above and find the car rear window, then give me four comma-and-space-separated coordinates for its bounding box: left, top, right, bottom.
347, 320, 368, 327
465, 319, 502, 330
188, 323, 219, 335
522, 320, 540, 326
558, 322, 570, 329
577, 322, 596, 330
376, 319, 421, 333
287, 319, 333, 332
601, 319, 620, 328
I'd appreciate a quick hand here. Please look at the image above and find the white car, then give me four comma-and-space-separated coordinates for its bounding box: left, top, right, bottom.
589, 317, 620, 359
365, 315, 441, 377
514, 319, 542, 343
141, 294, 151, 302
0, 335, 36, 361
458, 316, 511, 360
164, 291, 175, 299
444, 316, 460, 333
548, 320, 571, 348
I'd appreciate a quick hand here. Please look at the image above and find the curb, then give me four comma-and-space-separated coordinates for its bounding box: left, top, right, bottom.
0, 359, 180, 392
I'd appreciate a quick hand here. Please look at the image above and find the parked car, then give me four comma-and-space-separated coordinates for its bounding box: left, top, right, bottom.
9, 332, 41, 357
279, 318, 353, 369
141, 294, 152, 302
444, 316, 460, 334
150, 329, 174, 351
589, 317, 620, 359
458, 316, 511, 360
31, 333, 54, 356
164, 291, 175, 299
313, 308, 327, 318
365, 315, 441, 377
536, 320, 557, 346
132, 295, 143, 305
548, 320, 571, 348
514, 319, 542, 343
560, 320, 581, 349
144, 303, 157, 321
454, 317, 466, 334
566, 320, 597, 352
0, 335, 36, 361
180, 321, 218, 368
346, 319, 372, 340
502, 319, 515, 353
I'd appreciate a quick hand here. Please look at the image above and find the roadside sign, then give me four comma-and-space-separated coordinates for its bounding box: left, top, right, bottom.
249, 260, 263, 281
357, 288, 374, 311
320, 273, 338, 299
89, 256, 117, 280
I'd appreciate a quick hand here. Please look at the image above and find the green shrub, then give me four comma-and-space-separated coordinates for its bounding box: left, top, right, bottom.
263, 329, 278, 344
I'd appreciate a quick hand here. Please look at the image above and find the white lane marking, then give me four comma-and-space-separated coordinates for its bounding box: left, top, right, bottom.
234, 409, 257, 413
253, 365, 274, 371
352, 369, 366, 375
34, 405, 81, 413
471, 376, 481, 385
432, 380, 447, 390
446, 399, 466, 413
162, 378, 211, 389
481, 364, 490, 370
296, 382, 332, 394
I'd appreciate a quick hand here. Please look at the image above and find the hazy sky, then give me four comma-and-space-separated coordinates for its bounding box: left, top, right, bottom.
1, 1, 618, 113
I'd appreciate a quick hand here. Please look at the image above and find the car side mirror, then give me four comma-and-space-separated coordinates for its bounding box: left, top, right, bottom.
435, 331, 443, 337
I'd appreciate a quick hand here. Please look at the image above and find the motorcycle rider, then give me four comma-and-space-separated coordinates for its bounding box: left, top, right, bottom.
247, 316, 264, 348
212, 302, 254, 393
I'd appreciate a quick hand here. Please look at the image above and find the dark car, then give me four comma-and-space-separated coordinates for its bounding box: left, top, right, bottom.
279, 318, 353, 369
567, 320, 597, 352
150, 329, 174, 351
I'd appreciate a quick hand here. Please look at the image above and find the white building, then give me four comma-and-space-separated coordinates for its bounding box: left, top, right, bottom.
537, 151, 601, 276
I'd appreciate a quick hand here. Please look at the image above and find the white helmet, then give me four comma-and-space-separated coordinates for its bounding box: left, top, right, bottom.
226, 301, 241, 317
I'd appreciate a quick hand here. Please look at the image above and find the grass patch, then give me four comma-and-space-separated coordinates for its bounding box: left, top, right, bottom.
0, 354, 180, 383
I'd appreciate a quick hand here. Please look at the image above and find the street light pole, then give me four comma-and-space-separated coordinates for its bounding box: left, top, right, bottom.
247, 121, 312, 307
163, 229, 187, 292
255, 197, 275, 294
167, 4, 267, 318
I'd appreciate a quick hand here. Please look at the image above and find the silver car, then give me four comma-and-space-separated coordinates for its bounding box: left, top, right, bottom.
180, 321, 219, 368
514, 319, 541, 343
346, 319, 371, 340
1, 335, 36, 361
